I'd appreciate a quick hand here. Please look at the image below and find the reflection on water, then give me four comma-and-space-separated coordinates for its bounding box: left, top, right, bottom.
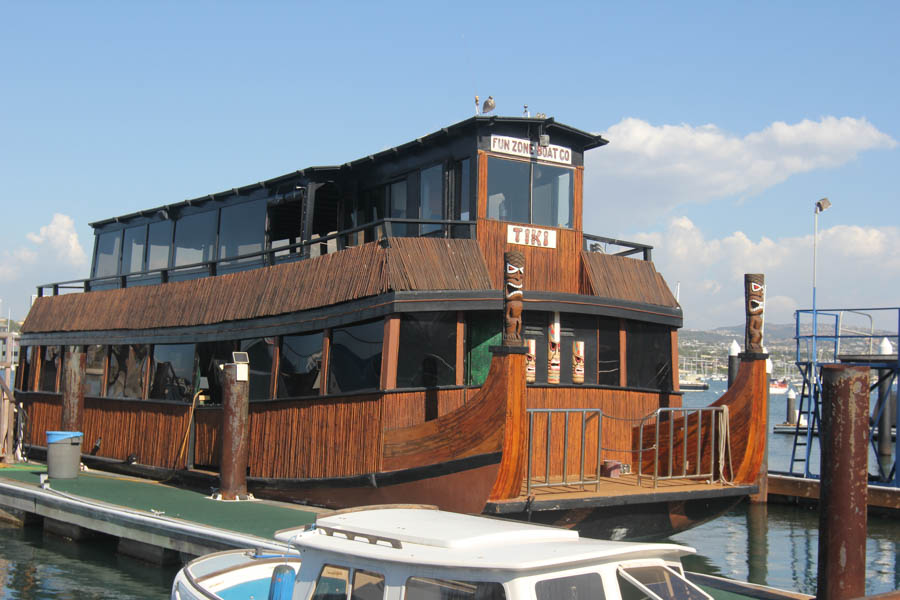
675, 380, 900, 596
0, 521, 177, 600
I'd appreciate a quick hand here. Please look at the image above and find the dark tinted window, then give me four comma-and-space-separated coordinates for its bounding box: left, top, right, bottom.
329, 320, 383, 393
278, 331, 324, 398
532, 163, 573, 228
626, 321, 672, 391
107, 345, 149, 399
406, 577, 506, 600
397, 312, 456, 388
219, 199, 265, 271
241, 338, 274, 400
174, 210, 217, 267
598, 317, 620, 386
487, 157, 530, 223
389, 180, 410, 237
93, 230, 122, 277
147, 220, 173, 271
121, 225, 147, 274
524, 312, 549, 385
563, 314, 597, 385
420, 164, 443, 235
149, 344, 196, 402
466, 312, 501, 386
38, 346, 61, 392
195, 340, 237, 404
85, 344, 106, 396
536, 573, 604, 600
18, 346, 33, 391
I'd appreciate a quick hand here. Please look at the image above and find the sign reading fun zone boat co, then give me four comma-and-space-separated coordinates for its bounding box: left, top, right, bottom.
490, 135, 572, 165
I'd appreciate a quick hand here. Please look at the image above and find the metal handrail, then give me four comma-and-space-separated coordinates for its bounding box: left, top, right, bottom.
636, 406, 729, 488
583, 233, 653, 261
525, 408, 603, 494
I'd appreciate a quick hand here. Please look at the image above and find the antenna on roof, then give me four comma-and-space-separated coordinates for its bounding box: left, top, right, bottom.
475, 95, 480, 115
523, 104, 530, 117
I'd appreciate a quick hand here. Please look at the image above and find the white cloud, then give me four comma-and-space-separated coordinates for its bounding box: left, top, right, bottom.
584, 116, 896, 233
641, 217, 900, 329
26, 213, 87, 267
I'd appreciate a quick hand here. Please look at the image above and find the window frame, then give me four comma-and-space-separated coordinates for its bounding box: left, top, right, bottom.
485, 154, 575, 229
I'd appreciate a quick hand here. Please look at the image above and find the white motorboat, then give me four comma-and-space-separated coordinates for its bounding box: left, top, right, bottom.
171, 506, 810, 600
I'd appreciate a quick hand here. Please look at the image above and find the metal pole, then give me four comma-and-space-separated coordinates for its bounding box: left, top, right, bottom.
877, 338, 894, 481
221, 363, 250, 500
817, 364, 868, 600
727, 339, 740, 388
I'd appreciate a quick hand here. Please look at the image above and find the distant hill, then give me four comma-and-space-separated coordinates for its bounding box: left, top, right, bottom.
680, 323, 796, 344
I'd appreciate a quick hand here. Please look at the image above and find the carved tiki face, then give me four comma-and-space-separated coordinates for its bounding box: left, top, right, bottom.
744, 273, 765, 353
503, 251, 526, 345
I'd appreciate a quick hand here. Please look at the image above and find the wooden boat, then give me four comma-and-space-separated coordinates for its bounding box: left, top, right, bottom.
172, 506, 811, 600
12, 115, 769, 540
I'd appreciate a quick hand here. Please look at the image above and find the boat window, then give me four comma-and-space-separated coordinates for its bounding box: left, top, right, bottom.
311, 565, 349, 600
147, 220, 173, 273
329, 320, 383, 393
38, 345, 61, 392
149, 344, 197, 402
93, 229, 122, 278
351, 569, 385, 600
107, 344, 150, 399
532, 163, 573, 229
420, 164, 443, 236
122, 225, 147, 275
487, 157, 530, 224
85, 345, 106, 397
18, 346, 33, 391
487, 157, 575, 229
405, 577, 506, 600
466, 311, 502, 386
219, 199, 265, 272
451, 158, 472, 239
195, 340, 237, 404
598, 317, 620, 386
389, 179, 411, 237
397, 312, 456, 389
173, 209, 218, 269
562, 314, 598, 386
268, 191, 304, 262
617, 566, 710, 600
524, 312, 549, 385
241, 338, 275, 400
625, 321, 672, 392
535, 572, 605, 600
278, 331, 324, 398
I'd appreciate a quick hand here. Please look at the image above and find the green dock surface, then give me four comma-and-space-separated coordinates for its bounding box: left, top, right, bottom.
0, 463, 320, 541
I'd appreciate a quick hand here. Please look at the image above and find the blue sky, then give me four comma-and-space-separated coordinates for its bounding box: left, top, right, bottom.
2, 1, 898, 331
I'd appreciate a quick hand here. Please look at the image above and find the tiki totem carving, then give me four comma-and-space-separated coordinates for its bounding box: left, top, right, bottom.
548, 312, 561, 384
744, 273, 765, 353
525, 339, 536, 383
503, 251, 525, 346
572, 340, 585, 384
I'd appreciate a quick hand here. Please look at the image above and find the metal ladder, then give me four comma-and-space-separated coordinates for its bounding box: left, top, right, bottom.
789, 361, 820, 478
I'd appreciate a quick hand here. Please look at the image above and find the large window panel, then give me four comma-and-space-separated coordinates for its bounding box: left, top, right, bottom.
397, 312, 456, 388
419, 164, 443, 236
38, 346, 61, 392
85, 344, 106, 396
241, 338, 275, 400
107, 344, 149, 399
149, 343, 196, 402
487, 157, 530, 223
524, 312, 549, 385
466, 312, 501, 386
389, 180, 410, 237
195, 340, 237, 404
173, 210, 218, 267
532, 163, 573, 228
121, 225, 147, 274
597, 317, 620, 386
278, 331, 323, 398
219, 199, 265, 271
452, 158, 472, 239
93, 230, 122, 278
147, 220, 173, 272
625, 321, 672, 391
329, 320, 383, 393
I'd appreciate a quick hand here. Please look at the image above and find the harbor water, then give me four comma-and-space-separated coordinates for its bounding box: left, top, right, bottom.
1, 380, 897, 598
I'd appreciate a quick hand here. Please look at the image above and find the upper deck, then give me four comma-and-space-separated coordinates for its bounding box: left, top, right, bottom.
38, 116, 659, 300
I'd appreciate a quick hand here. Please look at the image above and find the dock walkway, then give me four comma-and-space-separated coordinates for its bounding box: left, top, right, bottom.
0, 463, 322, 561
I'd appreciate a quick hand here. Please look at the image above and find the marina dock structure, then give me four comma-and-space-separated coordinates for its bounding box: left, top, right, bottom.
768, 306, 900, 511
10, 115, 769, 541
0, 463, 321, 563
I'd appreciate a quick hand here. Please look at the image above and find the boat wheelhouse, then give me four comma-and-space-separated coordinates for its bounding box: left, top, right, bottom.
14, 115, 769, 540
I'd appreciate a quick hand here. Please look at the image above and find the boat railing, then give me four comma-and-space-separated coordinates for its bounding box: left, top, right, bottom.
582, 233, 653, 261
636, 406, 730, 488
35, 217, 478, 297
525, 408, 603, 495
794, 306, 899, 366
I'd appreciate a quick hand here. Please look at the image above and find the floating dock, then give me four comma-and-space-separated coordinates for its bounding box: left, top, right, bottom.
0, 463, 322, 564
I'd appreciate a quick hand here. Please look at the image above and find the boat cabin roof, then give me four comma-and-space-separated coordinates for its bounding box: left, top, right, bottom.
275, 508, 693, 572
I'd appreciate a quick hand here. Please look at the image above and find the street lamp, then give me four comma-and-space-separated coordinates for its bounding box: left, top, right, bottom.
812, 198, 831, 361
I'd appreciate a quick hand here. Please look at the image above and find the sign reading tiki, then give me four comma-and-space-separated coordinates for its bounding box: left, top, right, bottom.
507, 224, 557, 249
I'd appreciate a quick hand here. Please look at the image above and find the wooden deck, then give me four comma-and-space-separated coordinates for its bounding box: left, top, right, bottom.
523, 473, 746, 501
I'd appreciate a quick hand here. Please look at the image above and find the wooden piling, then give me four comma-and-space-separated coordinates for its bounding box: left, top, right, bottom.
61, 345, 86, 432
817, 364, 868, 600
221, 364, 250, 500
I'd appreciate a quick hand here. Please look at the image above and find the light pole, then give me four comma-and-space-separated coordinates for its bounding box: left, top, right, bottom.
812, 198, 831, 363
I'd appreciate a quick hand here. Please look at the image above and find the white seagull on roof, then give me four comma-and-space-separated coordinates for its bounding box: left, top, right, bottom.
482, 95, 495, 114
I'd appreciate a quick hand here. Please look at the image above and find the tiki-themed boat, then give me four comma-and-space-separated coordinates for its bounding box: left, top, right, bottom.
12, 115, 769, 540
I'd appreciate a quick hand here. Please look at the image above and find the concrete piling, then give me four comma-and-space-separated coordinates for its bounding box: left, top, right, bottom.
221, 363, 250, 500
817, 364, 868, 600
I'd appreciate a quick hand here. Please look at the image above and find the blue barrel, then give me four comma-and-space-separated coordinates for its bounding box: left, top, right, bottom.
46, 431, 83, 479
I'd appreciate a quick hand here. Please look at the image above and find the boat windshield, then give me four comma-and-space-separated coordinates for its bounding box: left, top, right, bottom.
535, 572, 605, 599
405, 577, 506, 600
616, 566, 710, 600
